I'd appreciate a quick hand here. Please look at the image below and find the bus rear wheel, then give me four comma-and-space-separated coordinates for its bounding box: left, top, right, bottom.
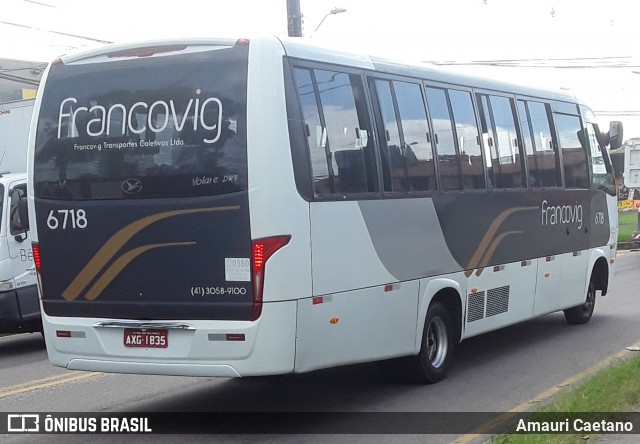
407, 302, 454, 384
564, 282, 596, 325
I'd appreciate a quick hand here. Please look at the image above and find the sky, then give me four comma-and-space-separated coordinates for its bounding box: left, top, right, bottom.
1, 0, 639, 136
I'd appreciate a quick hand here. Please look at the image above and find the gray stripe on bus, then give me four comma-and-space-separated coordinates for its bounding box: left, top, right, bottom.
357, 198, 462, 281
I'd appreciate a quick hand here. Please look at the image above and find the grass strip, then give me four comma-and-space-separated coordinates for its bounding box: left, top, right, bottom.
490, 353, 640, 443
618, 211, 638, 243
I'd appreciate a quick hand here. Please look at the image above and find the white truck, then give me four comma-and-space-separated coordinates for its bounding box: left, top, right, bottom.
0, 100, 38, 334
623, 140, 640, 241
0, 100, 33, 173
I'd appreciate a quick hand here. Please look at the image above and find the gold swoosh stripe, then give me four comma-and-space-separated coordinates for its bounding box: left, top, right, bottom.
464, 206, 537, 276
84, 242, 195, 301
63, 205, 239, 301
474, 231, 522, 277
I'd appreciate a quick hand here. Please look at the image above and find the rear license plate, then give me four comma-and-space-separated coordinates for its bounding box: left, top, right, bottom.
123, 328, 168, 348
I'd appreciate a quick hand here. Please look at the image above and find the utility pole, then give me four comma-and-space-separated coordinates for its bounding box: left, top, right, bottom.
287, 0, 303, 37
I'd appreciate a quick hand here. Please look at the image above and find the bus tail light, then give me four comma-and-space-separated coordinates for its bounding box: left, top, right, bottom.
32, 242, 44, 292
251, 236, 291, 321
32, 242, 42, 275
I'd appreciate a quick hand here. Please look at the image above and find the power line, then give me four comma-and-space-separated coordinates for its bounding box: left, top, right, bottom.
23, 0, 56, 7
425, 56, 639, 69
595, 111, 640, 116
0, 19, 112, 45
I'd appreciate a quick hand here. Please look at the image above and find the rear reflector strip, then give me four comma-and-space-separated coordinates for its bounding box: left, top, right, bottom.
56, 330, 86, 338
208, 334, 246, 342
226, 334, 245, 341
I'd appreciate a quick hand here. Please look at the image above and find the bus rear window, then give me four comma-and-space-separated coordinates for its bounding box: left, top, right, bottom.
34, 44, 248, 200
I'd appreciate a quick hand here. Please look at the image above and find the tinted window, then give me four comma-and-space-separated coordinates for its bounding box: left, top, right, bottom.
296, 68, 377, 196
425, 87, 461, 190
585, 122, 615, 195
555, 113, 589, 188
294, 68, 330, 193
374, 79, 406, 192
478, 94, 523, 189
373, 80, 436, 193
34, 44, 249, 200
449, 90, 484, 190
517, 100, 535, 186
394, 81, 436, 192
524, 101, 560, 187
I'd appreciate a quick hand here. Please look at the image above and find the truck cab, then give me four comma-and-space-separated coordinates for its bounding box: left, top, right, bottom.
0, 173, 38, 334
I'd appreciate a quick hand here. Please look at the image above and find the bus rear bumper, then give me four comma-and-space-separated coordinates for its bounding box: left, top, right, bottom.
43, 300, 297, 378
66, 359, 243, 377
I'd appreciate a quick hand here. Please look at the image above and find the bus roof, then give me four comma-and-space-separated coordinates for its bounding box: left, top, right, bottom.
52, 35, 580, 107
277, 36, 580, 106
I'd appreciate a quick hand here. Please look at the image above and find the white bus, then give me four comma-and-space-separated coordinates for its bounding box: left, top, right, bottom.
26, 37, 622, 383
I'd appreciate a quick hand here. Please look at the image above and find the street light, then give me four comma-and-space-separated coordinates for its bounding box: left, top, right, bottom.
312, 7, 347, 37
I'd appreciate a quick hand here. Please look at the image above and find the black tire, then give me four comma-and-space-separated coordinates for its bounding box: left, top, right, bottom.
405, 302, 455, 384
564, 282, 596, 325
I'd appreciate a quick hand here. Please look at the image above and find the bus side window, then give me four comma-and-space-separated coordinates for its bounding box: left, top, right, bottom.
449, 89, 485, 190
585, 122, 615, 195
371, 79, 436, 193
476, 94, 524, 189
315, 69, 376, 195
293, 68, 332, 194
554, 113, 589, 189
517, 100, 537, 186
425, 86, 462, 191
393, 81, 437, 192
517, 100, 560, 188
372, 79, 406, 192
293, 67, 377, 197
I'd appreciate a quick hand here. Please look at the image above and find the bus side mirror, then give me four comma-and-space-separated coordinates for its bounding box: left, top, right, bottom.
608, 121, 623, 149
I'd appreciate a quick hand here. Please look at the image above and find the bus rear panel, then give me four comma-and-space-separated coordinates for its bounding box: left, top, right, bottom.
32, 40, 298, 376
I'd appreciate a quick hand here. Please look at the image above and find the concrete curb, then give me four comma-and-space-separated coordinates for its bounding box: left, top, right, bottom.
618, 241, 640, 250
